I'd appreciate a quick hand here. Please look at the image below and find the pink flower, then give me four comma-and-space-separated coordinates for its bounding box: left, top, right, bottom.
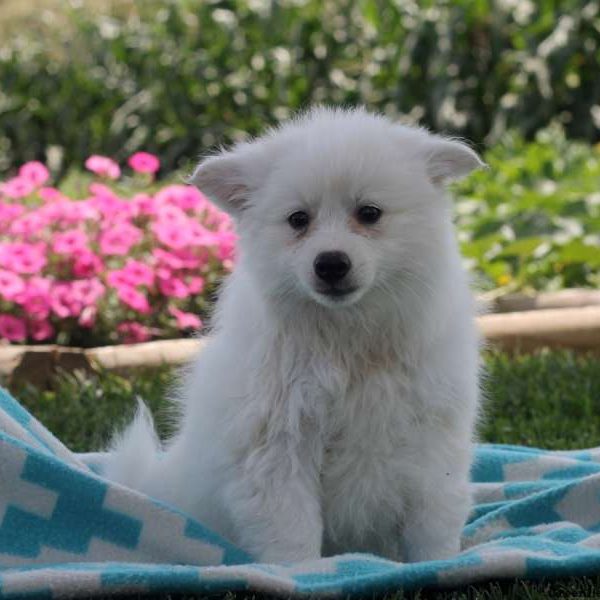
187, 221, 217, 246
85, 155, 121, 179
153, 204, 188, 225
0, 315, 27, 342
88, 182, 119, 200
107, 261, 154, 288
0, 270, 25, 300
0, 242, 47, 274
169, 306, 202, 330
117, 285, 151, 314
155, 185, 206, 211
128, 152, 160, 174
19, 283, 52, 320
89, 184, 137, 221
158, 276, 189, 299
73, 250, 104, 278
152, 248, 185, 270
2, 177, 36, 199
187, 276, 205, 294
38, 187, 65, 202
71, 278, 105, 306
107, 270, 133, 289
0, 202, 25, 226
203, 203, 232, 228
39, 198, 95, 226
51, 280, 102, 319
169, 249, 201, 269
52, 230, 89, 255
155, 267, 172, 281
0, 156, 233, 345
152, 221, 192, 250
30, 319, 54, 341
99, 223, 143, 255
216, 230, 237, 262
121, 260, 154, 287
79, 306, 97, 328
28, 277, 52, 294
117, 321, 151, 343
9, 212, 48, 237
66, 200, 99, 223
51, 283, 80, 318
18, 161, 50, 187
132, 194, 158, 216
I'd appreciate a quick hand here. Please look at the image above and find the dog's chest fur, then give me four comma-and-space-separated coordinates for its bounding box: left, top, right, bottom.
251, 318, 427, 556
317, 350, 421, 557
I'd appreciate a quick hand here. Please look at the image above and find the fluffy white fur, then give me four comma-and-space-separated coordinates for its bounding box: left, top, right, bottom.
104, 107, 483, 564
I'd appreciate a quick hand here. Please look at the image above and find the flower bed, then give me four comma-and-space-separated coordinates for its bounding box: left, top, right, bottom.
0, 155, 234, 346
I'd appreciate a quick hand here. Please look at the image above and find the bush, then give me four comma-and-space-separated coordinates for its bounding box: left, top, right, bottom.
0, 154, 234, 346
454, 125, 600, 292
1, 0, 599, 177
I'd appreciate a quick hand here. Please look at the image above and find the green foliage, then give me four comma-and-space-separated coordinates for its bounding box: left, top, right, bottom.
454, 126, 600, 291
2, 0, 600, 177
10, 366, 176, 452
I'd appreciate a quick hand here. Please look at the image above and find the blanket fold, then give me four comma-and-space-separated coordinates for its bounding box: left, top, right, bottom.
1, 387, 599, 598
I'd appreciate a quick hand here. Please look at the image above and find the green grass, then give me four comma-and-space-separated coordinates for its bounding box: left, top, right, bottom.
10, 366, 177, 452
4, 349, 600, 599
479, 350, 600, 450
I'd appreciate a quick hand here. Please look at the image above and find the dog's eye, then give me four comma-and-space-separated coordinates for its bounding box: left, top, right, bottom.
356, 205, 382, 225
288, 211, 310, 231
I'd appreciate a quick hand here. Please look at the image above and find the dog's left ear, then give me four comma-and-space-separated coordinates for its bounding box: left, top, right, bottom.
424, 138, 485, 186
189, 143, 268, 217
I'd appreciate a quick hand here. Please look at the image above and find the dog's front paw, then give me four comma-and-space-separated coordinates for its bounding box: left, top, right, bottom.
403, 536, 460, 563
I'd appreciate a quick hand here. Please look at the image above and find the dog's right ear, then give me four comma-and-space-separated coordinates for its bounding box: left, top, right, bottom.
189, 143, 268, 217
189, 152, 247, 216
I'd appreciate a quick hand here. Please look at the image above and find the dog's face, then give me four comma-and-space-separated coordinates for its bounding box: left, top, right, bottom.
192, 108, 483, 310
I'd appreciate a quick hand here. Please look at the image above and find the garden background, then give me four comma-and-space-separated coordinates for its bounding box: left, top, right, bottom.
1, 0, 599, 347
1, 1, 600, 598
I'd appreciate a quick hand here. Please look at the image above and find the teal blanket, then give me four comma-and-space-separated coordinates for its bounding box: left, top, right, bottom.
1, 387, 599, 598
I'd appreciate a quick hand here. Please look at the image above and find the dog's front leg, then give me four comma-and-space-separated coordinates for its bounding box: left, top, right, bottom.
400, 467, 471, 563
226, 433, 323, 563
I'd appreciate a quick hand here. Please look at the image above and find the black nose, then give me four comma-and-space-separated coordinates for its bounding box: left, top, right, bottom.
314, 251, 352, 284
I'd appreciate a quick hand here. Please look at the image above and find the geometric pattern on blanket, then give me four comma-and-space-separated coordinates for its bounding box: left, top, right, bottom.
1, 387, 600, 599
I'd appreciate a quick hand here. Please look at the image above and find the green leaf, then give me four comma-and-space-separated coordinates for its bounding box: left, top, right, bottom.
496, 237, 545, 258
557, 240, 600, 267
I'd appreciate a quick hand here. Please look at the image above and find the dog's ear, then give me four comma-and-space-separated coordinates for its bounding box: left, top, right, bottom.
189, 152, 248, 216
189, 143, 268, 216
424, 138, 485, 186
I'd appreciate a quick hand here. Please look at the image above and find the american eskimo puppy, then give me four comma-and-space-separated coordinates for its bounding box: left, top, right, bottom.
104, 107, 483, 564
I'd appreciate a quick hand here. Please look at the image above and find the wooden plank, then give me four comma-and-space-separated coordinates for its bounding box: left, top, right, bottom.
477, 306, 600, 352
486, 289, 600, 313
1, 306, 598, 386
85, 338, 204, 370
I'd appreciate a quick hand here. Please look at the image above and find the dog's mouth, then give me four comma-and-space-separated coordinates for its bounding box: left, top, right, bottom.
316, 285, 359, 300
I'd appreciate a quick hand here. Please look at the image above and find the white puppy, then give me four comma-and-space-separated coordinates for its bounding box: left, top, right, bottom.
104, 107, 483, 564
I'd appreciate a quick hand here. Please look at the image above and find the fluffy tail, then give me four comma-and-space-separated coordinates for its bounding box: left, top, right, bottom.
102, 398, 160, 490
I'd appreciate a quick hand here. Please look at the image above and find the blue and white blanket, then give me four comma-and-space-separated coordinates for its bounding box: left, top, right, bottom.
1, 386, 600, 599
